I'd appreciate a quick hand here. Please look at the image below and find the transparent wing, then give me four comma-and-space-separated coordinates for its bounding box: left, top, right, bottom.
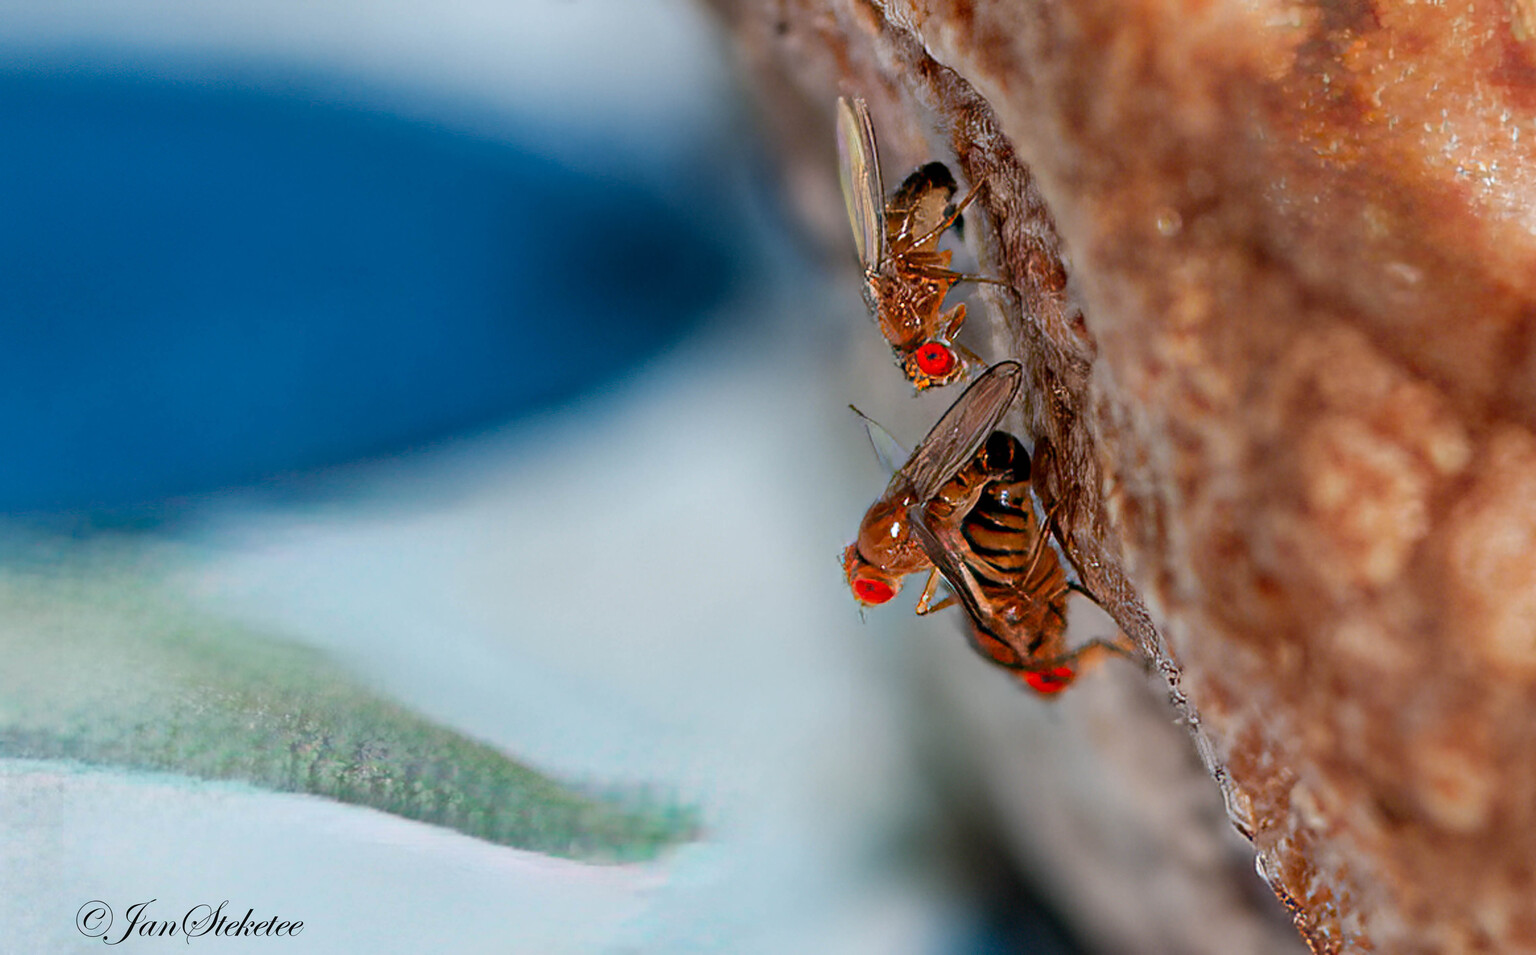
908, 507, 996, 635
848, 405, 909, 477
836, 96, 885, 272
909, 506, 1027, 673
899, 361, 1022, 501
889, 162, 957, 250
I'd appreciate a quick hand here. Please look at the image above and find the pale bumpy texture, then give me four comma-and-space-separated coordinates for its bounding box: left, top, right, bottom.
710, 0, 1536, 951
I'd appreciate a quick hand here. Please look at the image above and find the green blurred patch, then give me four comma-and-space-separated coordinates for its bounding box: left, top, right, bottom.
0, 550, 698, 863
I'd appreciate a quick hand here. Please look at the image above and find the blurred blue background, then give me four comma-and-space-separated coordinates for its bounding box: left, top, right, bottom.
0, 56, 738, 514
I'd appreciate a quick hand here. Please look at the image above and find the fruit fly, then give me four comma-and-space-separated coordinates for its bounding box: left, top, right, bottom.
843, 361, 1130, 695
905, 461, 1132, 695
837, 95, 998, 390
843, 361, 1024, 608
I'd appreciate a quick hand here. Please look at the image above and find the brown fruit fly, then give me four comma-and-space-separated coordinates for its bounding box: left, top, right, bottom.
843, 361, 1024, 609
836, 96, 1000, 390
843, 361, 1131, 695
906, 462, 1133, 696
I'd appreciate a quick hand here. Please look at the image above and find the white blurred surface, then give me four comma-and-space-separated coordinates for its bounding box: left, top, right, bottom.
0, 316, 966, 953
170, 322, 944, 953
0, 760, 663, 955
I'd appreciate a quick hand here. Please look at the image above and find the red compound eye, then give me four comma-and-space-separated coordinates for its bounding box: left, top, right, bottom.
913, 342, 957, 379
1024, 666, 1075, 695
852, 577, 896, 605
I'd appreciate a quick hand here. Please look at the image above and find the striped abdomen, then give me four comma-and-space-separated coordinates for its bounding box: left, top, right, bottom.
941, 432, 1069, 659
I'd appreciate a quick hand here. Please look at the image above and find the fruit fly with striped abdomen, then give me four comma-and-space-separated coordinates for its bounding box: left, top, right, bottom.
843, 361, 1132, 694
841, 359, 1019, 614
904, 443, 1132, 696
837, 96, 999, 390
843, 361, 1024, 607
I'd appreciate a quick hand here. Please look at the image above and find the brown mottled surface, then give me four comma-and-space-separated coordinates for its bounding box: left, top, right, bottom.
710, 0, 1536, 951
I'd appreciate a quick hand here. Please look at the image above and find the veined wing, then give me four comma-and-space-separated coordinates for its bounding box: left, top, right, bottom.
899, 361, 1022, 501
909, 505, 1029, 673
889, 162, 958, 251
848, 405, 910, 477
836, 96, 885, 273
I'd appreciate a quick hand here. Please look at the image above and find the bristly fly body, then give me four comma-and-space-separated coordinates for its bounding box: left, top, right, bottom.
843, 361, 1023, 608
843, 361, 1131, 695
837, 96, 1001, 390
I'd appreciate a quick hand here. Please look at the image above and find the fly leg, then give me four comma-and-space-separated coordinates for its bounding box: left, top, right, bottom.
911, 179, 984, 247
1019, 501, 1065, 593
1058, 579, 1140, 663
1039, 500, 1110, 612
913, 569, 958, 615
1015, 634, 1139, 695
903, 259, 1010, 290
904, 182, 1012, 288
1060, 583, 1144, 661
952, 273, 1013, 288
1045, 635, 1139, 671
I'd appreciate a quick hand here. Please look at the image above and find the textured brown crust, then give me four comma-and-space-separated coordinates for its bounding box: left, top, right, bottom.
710, 0, 1536, 951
